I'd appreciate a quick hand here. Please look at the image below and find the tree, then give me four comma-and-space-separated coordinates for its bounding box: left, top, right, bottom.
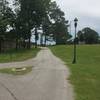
77, 27, 99, 44
42, 15, 51, 46
0, 0, 15, 52
47, 2, 70, 44
77, 30, 84, 42
0, 0, 70, 51
14, 0, 51, 48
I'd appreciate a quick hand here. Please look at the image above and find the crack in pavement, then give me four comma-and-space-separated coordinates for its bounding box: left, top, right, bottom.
0, 82, 18, 100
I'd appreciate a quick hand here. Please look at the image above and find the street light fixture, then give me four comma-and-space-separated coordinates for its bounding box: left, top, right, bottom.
72, 18, 78, 64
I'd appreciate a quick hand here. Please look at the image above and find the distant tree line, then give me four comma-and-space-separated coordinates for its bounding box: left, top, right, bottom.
77, 27, 100, 44
0, 0, 71, 52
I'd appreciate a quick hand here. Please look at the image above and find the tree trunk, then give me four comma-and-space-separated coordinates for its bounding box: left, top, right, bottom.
40, 34, 43, 46
23, 39, 26, 48
16, 38, 18, 50
28, 36, 31, 49
0, 40, 1, 53
44, 34, 46, 46
35, 28, 38, 48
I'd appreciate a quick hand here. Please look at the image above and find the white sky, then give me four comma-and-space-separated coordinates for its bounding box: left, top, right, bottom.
56, 0, 100, 34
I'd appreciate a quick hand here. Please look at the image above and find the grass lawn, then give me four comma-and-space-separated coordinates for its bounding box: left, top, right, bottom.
50, 45, 100, 100
0, 47, 40, 63
0, 66, 33, 75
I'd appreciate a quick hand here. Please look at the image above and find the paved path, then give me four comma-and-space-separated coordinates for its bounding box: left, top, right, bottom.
0, 48, 74, 100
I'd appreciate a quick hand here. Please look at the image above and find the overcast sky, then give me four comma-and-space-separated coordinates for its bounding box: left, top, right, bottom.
56, 0, 100, 34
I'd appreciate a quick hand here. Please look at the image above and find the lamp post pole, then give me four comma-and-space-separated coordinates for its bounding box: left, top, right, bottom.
72, 18, 78, 64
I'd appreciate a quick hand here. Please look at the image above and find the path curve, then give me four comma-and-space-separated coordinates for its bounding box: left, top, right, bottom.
0, 47, 74, 100
0, 56, 36, 69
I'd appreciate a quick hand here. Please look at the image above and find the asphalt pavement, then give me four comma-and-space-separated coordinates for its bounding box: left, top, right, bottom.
0, 48, 74, 100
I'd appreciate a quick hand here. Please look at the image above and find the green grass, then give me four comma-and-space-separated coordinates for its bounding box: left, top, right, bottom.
0, 66, 33, 75
0, 47, 40, 63
50, 45, 100, 100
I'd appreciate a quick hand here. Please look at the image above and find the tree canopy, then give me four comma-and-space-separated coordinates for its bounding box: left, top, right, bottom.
77, 27, 99, 44
0, 0, 71, 52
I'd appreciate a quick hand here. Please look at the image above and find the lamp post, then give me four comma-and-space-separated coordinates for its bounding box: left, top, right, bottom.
72, 18, 78, 64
